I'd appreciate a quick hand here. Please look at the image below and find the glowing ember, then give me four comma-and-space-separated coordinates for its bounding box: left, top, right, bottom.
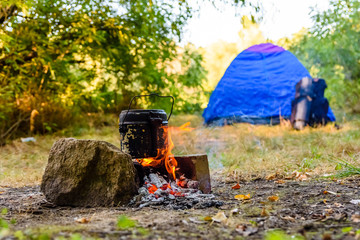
160, 183, 171, 191
145, 181, 183, 197
147, 184, 158, 194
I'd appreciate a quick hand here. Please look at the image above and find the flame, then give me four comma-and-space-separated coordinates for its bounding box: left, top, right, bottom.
178, 122, 194, 132
137, 126, 178, 180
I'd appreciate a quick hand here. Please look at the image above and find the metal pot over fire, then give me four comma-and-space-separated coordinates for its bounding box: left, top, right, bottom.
119, 93, 174, 159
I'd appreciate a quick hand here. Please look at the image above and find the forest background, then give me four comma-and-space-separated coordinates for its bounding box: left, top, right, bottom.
0, 0, 359, 144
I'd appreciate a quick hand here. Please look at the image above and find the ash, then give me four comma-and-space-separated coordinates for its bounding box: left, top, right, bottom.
129, 173, 223, 210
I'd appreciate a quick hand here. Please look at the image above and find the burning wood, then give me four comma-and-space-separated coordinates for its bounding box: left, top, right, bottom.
131, 172, 220, 210
136, 125, 177, 180
130, 153, 213, 209
135, 123, 210, 192
119, 104, 212, 206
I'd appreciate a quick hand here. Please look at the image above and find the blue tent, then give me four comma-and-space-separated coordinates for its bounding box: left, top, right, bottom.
203, 43, 336, 125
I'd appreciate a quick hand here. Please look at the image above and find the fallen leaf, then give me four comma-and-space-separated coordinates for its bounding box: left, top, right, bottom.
188, 217, 206, 224
266, 173, 279, 180
322, 233, 332, 240
284, 175, 294, 180
182, 220, 189, 225
297, 174, 309, 181
0, 192, 4, 194
117, 215, 136, 230
341, 226, 353, 233
333, 202, 343, 208
351, 214, 360, 223
334, 213, 346, 221
275, 180, 285, 184
323, 190, 337, 195
281, 216, 295, 222
212, 211, 227, 223
323, 199, 327, 204
232, 183, 241, 189
267, 195, 279, 202
325, 208, 334, 215
235, 194, 251, 200
236, 225, 258, 236
289, 170, 311, 181
350, 199, 360, 205
75, 217, 90, 224
261, 208, 269, 217
203, 216, 212, 221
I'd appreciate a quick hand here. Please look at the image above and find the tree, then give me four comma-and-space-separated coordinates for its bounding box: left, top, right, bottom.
0, 0, 197, 139
202, 16, 267, 93
0, 0, 260, 142
290, 0, 360, 113
237, 16, 266, 50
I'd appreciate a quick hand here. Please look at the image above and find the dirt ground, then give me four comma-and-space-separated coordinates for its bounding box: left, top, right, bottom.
1, 174, 360, 240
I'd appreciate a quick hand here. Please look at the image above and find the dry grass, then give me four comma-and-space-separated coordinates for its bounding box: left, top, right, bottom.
0, 118, 121, 187
170, 115, 360, 180
1, 114, 360, 187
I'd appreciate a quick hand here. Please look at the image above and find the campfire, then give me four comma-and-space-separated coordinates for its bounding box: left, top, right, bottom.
118, 94, 212, 208
134, 122, 208, 202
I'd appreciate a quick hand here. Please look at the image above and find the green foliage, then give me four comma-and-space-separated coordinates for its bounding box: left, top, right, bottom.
116, 215, 149, 236
0, 0, 207, 141
0, 208, 9, 238
297, 148, 322, 172
265, 230, 305, 240
116, 215, 137, 230
0, 219, 9, 229
342, 227, 353, 233
290, 0, 360, 113
1, 208, 8, 215
332, 155, 360, 177
202, 15, 267, 94
13, 230, 25, 240
69, 233, 82, 240
335, 163, 342, 170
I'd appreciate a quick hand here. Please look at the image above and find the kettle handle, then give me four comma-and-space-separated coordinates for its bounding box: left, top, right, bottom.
121, 93, 174, 127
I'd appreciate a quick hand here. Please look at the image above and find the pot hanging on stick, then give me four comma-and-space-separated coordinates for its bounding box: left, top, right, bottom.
119, 93, 174, 159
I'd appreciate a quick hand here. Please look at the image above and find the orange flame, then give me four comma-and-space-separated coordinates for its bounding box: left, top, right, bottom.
137, 126, 178, 180
178, 122, 195, 132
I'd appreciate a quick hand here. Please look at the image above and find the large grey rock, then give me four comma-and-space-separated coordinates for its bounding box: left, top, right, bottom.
41, 138, 138, 207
